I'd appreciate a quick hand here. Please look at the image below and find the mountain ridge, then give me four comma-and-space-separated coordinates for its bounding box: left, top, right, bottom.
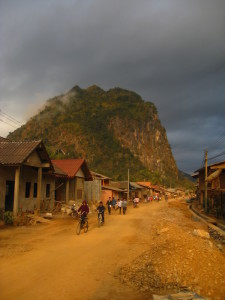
8, 85, 189, 187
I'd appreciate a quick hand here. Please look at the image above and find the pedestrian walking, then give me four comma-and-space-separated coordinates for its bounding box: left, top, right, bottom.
118, 198, 122, 214
133, 197, 139, 208
112, 197, 116, 210
122, 198, 127, 215
106, 197, 112, 215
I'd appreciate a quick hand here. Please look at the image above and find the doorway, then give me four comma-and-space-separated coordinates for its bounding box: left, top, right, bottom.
5, 181, 15, 211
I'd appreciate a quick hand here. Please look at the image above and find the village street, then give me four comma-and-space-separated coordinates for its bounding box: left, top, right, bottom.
0, 199, 225, 300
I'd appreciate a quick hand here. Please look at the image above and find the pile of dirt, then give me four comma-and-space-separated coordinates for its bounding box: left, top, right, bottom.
13, 214, 52, 226
118, 201, 225, 299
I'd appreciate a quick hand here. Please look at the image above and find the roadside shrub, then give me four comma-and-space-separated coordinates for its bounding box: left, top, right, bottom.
4, 211, 14, 225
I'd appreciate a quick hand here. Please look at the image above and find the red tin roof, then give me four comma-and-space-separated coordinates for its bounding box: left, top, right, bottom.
52, 159, 92, 180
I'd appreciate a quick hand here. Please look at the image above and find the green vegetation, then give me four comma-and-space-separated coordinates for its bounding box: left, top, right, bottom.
8, 85, 192, 187
3, 211, 14, 225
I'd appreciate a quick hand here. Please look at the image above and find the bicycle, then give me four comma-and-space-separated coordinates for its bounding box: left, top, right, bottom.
76, 213, 88, 235
69, 204, 79, 219
98, 212, 104, 227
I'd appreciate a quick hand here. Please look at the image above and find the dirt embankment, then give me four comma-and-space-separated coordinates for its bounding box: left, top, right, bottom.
0, 199, 225, 300
119, 201, 225, 299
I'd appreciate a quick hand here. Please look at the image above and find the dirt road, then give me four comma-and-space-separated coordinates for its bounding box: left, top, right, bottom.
0, 200, 225, 300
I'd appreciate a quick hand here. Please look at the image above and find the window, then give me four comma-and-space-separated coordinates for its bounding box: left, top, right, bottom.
46, 184, 50, 198
33, 183, 37, 198
25, 182, 31, 198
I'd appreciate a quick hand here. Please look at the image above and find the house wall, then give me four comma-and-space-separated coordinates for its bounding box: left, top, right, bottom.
101, 190, 124, 203
19, 166, 55, 212
55, 179, 66, 202
43, 174, 56, 210
113, 191, 123, 201
0, 166, 16, 210
101, 190, 112, 204
76, 177, 84, 201
0, 166, 3, 209
55, 175, 85, 203
84, 179, 101, 203
198, 171, 205, 191
140, 188, 150, 200
220, 172, 225, 189
130, 190, 142, 200
0, 165, 55, 212
26, 151, 42, 165
69, 178, 75, 200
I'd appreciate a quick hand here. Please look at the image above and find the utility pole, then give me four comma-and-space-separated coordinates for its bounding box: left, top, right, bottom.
127, 168, 129, 202
204, 149, 208, 213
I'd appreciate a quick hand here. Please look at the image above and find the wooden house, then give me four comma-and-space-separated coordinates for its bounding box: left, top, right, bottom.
111, 181, 144, 201
137, 182, 153, 200
0, 140, 54, 216
101, 184, 125, 203
193, 160, 225, 217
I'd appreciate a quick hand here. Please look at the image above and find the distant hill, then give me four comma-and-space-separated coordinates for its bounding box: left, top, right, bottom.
9, 85, 183, 186
178, 170, 196, 190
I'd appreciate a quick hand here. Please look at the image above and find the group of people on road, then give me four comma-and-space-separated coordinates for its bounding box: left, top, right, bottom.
93, 197, 128, 226
106, 197, 127, 215
78, 192, 166, 228
77, 197, 127, 227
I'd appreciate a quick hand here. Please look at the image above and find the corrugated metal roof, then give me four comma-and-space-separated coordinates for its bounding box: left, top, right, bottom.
130, 182, 144, 189
110, 181, 128, 189
0, 136, 11, 142
111, 181, 144, 190
102, 185, 124, 192
194, 160, 225, 173
137, 182, 152, 188
0, 141, 42, 165
52, 159, 92, 180
91, 171, 111, 180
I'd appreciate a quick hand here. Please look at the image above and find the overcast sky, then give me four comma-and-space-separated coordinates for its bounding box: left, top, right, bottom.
0, 0, 225, 174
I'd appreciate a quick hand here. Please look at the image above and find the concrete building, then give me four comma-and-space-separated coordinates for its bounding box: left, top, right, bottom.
0, 140, 54, 216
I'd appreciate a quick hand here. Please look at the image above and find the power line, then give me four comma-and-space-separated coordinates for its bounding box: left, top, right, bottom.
207, 132, 225, 150
0, 119, 18, 129
0, 109, 22, 125
0, 113, 20, 128
208, 150, 225, 161
213, 136, 225, 149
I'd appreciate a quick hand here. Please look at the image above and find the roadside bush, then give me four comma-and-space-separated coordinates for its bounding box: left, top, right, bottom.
4, 211, 14, 225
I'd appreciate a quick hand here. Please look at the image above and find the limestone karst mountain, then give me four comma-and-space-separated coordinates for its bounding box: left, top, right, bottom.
8, 85, 180, 185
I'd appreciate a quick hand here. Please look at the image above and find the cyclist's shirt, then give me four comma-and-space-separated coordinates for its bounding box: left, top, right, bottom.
78, 204, 89, 217
97, 205, 105, 213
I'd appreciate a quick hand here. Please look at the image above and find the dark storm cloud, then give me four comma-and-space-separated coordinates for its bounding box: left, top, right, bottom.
0, 0, 225, 174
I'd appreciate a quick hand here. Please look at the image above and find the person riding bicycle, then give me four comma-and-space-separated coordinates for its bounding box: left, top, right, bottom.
97, 201, 106, 223
78, 200, 89, 225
